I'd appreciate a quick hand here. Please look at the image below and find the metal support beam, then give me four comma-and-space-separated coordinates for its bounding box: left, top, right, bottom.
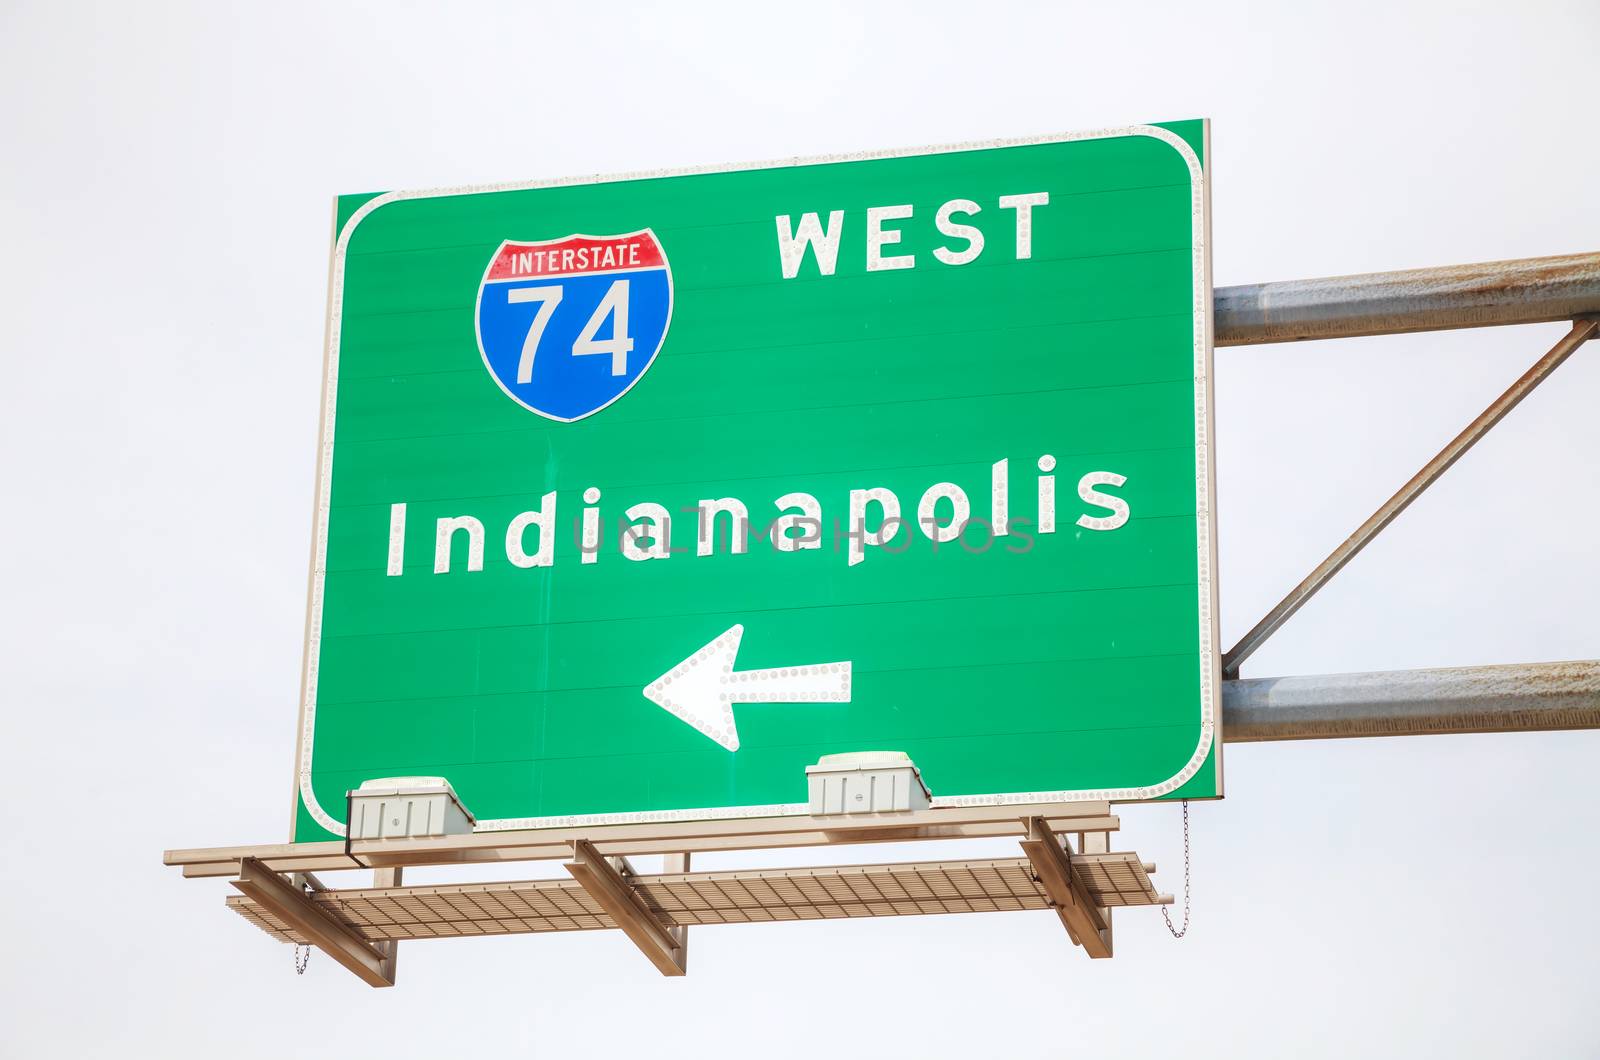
1223, 660, 1600, 742
167, 801, 1119, 879
372, 866, 401, 983
1077, 829, 1113, 954
565, 839, 686, 976
1215, 252, 1600, 345
1223, 318, 1597, 678
1019, 817, 1111, 958
230, 857, 393, 988
661, 853, 690, 971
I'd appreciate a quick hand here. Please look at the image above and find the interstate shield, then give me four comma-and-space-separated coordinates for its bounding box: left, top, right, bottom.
475, 230, 673, 421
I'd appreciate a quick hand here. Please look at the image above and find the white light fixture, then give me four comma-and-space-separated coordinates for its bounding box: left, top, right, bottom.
805, 751, 931, 815
347, 777, 476, 839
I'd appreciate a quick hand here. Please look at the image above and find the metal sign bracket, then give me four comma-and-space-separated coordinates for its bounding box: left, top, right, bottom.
1223, 316, 1597, 678
230, 858, 396, 988
1020, 817, 1113, 958
565, 840, 687, 976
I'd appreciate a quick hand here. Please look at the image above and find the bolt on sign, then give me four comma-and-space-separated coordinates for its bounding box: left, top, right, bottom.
292, 121, 1219, 840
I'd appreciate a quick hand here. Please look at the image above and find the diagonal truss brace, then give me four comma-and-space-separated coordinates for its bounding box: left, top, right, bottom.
565, 839, 686, 976
1223, 318, 1598, 678
1019, 817, 1112, 958
230, 857, 395, 987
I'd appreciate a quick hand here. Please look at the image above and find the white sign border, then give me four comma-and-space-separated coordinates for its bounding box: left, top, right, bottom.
291, 122, 1219, 838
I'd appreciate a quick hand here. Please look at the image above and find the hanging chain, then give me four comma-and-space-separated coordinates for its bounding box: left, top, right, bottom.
289, 873, 313, 974
1161, 799, 1191, 939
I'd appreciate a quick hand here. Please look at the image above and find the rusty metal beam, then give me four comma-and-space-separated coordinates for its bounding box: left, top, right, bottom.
1223, 318, 1597, 678
1215, 252, 1600, 345
1223, 660, 1600, 742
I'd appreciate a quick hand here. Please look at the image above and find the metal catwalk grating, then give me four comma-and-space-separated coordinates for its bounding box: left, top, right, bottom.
1075, 855, 1168, 909
227, 853, 1161, 945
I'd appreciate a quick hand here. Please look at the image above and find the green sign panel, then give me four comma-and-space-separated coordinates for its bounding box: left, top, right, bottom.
293, 121, 1219, 841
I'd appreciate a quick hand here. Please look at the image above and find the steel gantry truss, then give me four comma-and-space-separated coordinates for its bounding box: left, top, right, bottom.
1213, 252, 1599, 730
165, 251, 1600, 986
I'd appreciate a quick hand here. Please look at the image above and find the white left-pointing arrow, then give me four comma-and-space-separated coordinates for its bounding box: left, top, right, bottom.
642, 623, 852, 752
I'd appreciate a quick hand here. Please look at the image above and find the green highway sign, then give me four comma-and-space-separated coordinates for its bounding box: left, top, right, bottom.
292, 121, 1219, 840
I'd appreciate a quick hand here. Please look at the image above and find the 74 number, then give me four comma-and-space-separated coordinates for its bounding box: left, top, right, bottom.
508, 279, 633, 383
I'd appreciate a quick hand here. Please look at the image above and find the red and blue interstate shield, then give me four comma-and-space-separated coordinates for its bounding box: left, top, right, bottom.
475, 230, 674, 421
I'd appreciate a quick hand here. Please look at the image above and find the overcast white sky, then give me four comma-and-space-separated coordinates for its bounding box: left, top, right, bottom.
3, 1, 1598, 1056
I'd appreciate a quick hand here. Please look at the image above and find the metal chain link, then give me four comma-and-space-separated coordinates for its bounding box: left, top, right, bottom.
293, 943, 311, 975
1160, 799, 1191, 939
